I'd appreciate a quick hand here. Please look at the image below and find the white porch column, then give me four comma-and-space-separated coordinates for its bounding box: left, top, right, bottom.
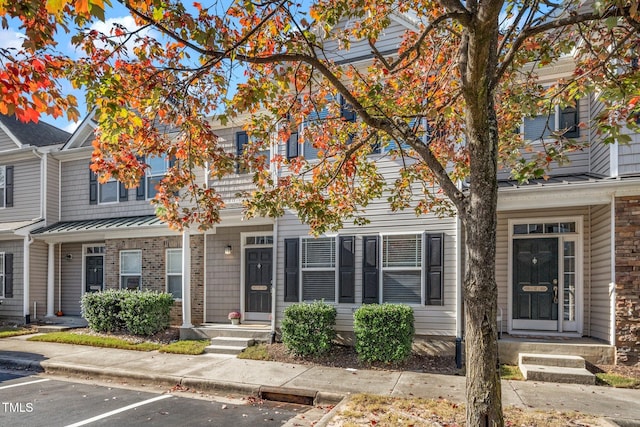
46, 243, 55, 317
181, 229, 193, 328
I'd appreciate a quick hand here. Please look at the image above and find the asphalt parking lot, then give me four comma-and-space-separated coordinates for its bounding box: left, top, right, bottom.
0, 370, 310, 427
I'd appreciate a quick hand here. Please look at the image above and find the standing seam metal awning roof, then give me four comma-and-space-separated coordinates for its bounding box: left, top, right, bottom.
31, 215, 166, 235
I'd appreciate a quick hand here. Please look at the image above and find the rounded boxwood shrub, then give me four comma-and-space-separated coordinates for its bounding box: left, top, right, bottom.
119, 290, 174, 336
281, 301, 337, 356
354, 304, 414, 363
81, 289, 126, 332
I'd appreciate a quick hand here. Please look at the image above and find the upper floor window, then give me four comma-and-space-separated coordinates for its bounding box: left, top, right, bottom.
166, 248, 182, 300
99, 178, 119, 203
523, 103, 579, 141
146, 155, 170, 199
0, 165, 13, 208
236, 131, 269, 174
120, 250, 142, 290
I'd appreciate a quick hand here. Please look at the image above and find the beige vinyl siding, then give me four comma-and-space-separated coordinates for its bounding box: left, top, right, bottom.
275, 154, 459, 337
0, 157, 42, 222
589, 204, 613, 342
205, 225, 273, 322
57, 242, 83, 316
60, 158, 159, 221
0, 130, 19, 151
29, 240, 48, 320
46, 156, 60, 224
618, 133, 640, 176
207, 125, 256, 205
496, 206, 593, 334
589, 96, 610, 176
0, 240, 24, 320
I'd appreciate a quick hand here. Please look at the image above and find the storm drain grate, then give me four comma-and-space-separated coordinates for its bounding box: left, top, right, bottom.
259, 386, 316, 406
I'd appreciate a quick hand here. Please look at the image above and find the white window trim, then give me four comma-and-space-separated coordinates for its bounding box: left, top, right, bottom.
98, 178, 120, 205
379, 232, 424, 305
299, 235, 337, 303
146, 155, 170, 200
0, 252, 5, 298
119, 249, 142, 290
507, 216, 583, 336
0, 165, 6, 209
166, 248, 183, 300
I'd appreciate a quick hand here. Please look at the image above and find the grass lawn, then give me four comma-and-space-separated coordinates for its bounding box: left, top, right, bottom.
596, 372, 640, 388
499, 364, 524, 380
27, 332, 209, 355
238, 343, 271, 360
0, 327, 37, 338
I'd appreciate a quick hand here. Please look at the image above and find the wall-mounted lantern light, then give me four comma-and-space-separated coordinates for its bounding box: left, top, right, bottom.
224, 245, 232, 255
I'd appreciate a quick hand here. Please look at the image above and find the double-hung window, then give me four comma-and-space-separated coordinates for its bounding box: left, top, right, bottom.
0, 165, 13, 208
166, 249, 182, 299
236, 131, 270, 173
523, 103, 579, 141
120, 250, 142, 290
301, 237, 336, 302
146, 155, 170, 199
99, 178, 119, 203
381, 234, 422, 304
0, 252, 4, 298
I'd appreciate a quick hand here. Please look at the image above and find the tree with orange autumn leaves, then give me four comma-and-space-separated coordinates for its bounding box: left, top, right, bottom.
2, 0, 639, 425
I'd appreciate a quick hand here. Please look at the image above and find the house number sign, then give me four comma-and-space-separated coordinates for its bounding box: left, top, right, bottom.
522, 285, 548, 292
251, 285, 268, 291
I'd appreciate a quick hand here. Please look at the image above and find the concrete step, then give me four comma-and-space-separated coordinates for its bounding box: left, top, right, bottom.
519, 353, 586, 369
204, 337, 256, 355
519, 364, 596, 385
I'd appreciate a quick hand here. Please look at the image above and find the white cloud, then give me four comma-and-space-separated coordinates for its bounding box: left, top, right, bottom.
63, 121, 81, 133
79, 15, 154, 54
0, 29, 24, 50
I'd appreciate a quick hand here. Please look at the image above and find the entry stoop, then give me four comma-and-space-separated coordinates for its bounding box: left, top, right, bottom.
518, 353, 595, 385
205, 337, 255, 355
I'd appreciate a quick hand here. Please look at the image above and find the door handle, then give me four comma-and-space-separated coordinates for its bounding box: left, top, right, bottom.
553, 285, 558, 304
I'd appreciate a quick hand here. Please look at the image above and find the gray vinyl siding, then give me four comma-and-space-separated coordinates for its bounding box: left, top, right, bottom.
207, 125, 256, 205
0, 157, 42, 222
0, 129, 19, 151
589, 204, 613, 342
205, 225, 273, 323
589, 96, 610, 176
29, 240, 48, 320
618, 134, 640, 176
275, 151, 459, 336
56, 242, 83, 316
46, 156, 60, 224
496, 206, 593, 334
0, 240, 24, 320
60, 158, 158, 221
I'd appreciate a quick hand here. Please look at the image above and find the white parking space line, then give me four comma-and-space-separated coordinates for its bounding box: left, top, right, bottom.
0, 378, 50, 390
64, 394, 173, 427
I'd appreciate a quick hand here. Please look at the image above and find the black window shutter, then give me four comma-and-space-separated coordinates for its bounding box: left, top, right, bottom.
287, 131, 299, 159
338, 236, 355, 303
560, 104, 579, 138
340, 96, 356, 123
5, 165, 13, 207
89, 168, 98, 205
4, 253, 13, 298
425, 233, 444, 305
136, 156, 146, 200
362, 235, 379, 304
236, 131, 248, 174
119, 182, 128, 202
284, 238, 299, 302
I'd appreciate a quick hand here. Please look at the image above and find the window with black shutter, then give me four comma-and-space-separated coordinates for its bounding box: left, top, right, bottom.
425, 233, 444, 305
89, 168, 98, 205
284, 238, 299, 302
338, 236, 355, 303
5, 165, 13, 207
362, 235, 379, 304
1, 253, 13, 298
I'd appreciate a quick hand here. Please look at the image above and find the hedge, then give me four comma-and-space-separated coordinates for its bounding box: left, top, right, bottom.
281, 301, 337, 356
354, 304, 414, 363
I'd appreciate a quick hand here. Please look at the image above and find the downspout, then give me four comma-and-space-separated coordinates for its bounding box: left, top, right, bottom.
42, 152, 47, 220
455, 214, 463, 368
610, 194, 617, 350
270, 217, 278, 343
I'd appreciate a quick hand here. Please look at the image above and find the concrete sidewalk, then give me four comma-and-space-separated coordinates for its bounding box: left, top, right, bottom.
1, 335, 639, 425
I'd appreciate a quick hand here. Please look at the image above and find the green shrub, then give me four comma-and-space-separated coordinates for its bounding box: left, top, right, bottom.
119, 290, 174, 336
81, 289, 174, 336
281, 301, 337, 356
81, 289, 125, 332
354, 304, 414, 363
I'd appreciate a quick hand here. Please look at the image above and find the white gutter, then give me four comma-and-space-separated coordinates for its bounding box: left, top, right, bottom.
270, 217, 279, 337
41, 152, 47, 220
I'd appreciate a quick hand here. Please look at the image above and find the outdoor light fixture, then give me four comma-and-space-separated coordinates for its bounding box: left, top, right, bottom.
65, 253, 73, 261
225, 245, 232, 255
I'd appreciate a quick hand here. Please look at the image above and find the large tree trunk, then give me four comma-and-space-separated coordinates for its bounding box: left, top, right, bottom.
458, 2, 504, 425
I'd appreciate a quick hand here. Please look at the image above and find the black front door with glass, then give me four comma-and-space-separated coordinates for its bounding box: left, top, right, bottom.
245, 248, 272, 313
85, 255, 104, 293
513, 238, 558, 327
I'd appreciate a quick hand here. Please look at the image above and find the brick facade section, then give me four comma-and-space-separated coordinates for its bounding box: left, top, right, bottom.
104, 234, 205, 326
615, 196, 640, 366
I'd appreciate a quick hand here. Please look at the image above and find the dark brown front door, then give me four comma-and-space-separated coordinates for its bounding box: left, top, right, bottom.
85, 255, 104, 293
245, 248, 272, 313
513, 238, 558, 330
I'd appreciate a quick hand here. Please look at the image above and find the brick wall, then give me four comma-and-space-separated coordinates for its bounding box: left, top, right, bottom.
104, 234, 205, 326
615, 196, 640, 366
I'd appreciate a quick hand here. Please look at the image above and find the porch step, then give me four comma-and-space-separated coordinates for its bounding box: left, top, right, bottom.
518, 353, 595, 385
183, 324, 272, 342
204, 337, 256, 355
